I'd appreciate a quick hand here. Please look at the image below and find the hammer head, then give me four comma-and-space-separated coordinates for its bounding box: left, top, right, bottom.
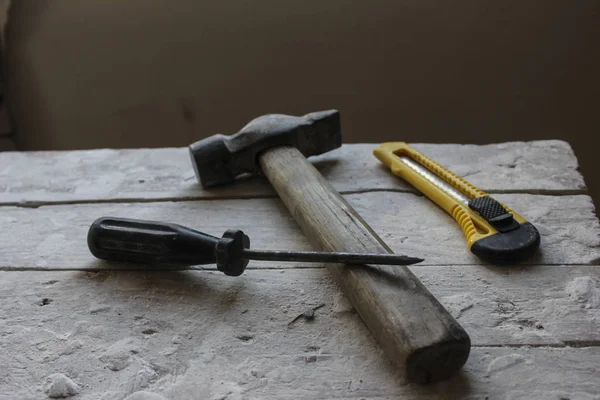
189, 110, 341, 188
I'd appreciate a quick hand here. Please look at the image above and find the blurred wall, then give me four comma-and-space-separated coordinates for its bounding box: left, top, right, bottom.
4, 1, 600, 206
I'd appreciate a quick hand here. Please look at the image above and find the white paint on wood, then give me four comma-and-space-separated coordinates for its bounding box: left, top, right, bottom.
0, 193, 597, 270
0, 269, 599, 399
0, 141, 598, 398
0, 141, 586, 204
413, 266, 600, 345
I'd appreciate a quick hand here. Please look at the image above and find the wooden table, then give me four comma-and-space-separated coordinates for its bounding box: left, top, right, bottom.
1, 141, 599, 400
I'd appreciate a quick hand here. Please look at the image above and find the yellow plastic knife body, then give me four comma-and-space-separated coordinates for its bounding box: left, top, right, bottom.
374, 142, 540, 260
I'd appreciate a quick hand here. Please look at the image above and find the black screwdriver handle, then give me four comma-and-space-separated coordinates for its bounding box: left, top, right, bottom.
87, 217, 251, 276
88, 217, 224, 265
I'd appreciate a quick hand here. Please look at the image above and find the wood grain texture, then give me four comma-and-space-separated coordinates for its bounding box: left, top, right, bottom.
259, 146, 470, 383
0, 141, 585, 205
0, 269, 599, 399
1, 193, 597, 270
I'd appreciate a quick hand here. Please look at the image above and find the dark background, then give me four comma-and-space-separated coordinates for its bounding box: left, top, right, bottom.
4, 0, 600, 210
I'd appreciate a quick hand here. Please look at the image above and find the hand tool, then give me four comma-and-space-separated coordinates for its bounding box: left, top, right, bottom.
188, 110, 470, 384
374, 142, 541, 261
87, 217, 423, 276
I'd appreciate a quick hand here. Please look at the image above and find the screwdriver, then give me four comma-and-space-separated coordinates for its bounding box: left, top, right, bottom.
88, 217, 423, 276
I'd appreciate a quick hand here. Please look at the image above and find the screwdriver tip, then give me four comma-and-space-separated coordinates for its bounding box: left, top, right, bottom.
403, 256, 424, 265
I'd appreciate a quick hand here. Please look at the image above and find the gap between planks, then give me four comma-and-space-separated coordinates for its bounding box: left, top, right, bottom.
0, 188, 589, 209
474, 342, 600, 348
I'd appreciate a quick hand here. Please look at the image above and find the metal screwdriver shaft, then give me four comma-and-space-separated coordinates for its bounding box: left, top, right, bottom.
243, 249, 422, 265
88, 217, 423, 277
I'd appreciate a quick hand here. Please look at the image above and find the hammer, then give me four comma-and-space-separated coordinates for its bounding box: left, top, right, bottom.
189, 110, 470, 383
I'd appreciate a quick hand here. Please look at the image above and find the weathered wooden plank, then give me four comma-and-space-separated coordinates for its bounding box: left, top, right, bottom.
1, 193, 597, 270
0, 140, 585, 205
1, 269, 599, 399
416, 265, 600, 346
1, 267, 597, 347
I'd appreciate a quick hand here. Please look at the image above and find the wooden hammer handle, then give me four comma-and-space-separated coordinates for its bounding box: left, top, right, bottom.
259, 146, 470, 384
